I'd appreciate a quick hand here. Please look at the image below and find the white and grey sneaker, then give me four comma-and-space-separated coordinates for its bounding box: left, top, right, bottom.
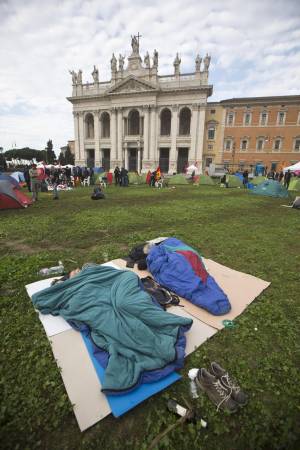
196, 368, 239, 413
210, 362, 248, 406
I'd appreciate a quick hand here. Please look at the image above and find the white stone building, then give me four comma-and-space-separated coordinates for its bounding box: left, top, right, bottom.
67, 37, 212, 173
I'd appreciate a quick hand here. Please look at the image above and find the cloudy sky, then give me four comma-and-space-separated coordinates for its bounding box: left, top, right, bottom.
0, 0, 299, 153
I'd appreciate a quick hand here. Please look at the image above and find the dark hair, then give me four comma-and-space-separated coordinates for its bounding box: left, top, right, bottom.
51, 273, 70, 285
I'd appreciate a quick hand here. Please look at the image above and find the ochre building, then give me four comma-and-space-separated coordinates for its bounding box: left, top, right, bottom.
204, 96, 300, 172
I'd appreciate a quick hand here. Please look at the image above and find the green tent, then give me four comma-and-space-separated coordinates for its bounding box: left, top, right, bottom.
288, 178, 300, 192
167, 174, 189, 185
198, 175, 216, 186
252, 176, 266, 185
251, 180, 289, 198
128, 172, 146, 184
224, 175, 243, 188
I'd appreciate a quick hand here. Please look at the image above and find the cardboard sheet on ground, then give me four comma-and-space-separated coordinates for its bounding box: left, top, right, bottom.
26, 264, 215, 431
111, 258, 270, 330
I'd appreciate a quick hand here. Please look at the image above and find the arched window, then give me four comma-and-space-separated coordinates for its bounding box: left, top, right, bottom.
128, 109, 140, 135
101, 112, 110, 138
179, 107, 191, 135
85, 113, 94, 139
160, 108, 171, 136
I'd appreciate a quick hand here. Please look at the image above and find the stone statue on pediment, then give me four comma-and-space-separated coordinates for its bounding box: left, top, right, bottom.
204, 53, 211, 71
195, 54, 202, 71
118, 54, 125, 71
69, 70, 77, 85
131, 35, 139, 54
92, 65, 99, 82
144, 51, 150, 68
153, 49, 158, 68
77, 69, 82, 84
111, 53, 117, 72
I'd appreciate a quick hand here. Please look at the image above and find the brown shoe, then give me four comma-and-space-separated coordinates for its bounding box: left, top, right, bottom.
196, 368, 239, 413
210, 362, 248, 406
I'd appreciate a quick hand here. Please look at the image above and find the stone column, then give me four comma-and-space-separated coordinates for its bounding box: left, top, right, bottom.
149, 106, 156, 167
94, 111, 101, 167
110, 108, 117, 165
143, 105, 150, 162
196, 105, 206, 173
124, 143, 128, 170
170, 105, 178, 173
78, 112, 85, 165
117, 107, 123, 166
137, 147, 141, 173
190, 104, 199, 163
73, 112, 80, 164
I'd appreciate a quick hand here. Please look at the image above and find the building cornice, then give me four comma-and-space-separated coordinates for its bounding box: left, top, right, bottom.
220, 95, 300, 106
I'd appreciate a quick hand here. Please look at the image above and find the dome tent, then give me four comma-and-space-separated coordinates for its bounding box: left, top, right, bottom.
252, 176, 266, 185
128, 172, 146, 184
0, 180, 32, 209
251, 180, 289, 198
288, 178, 300, 192
225, 175, 243, 188
198, 175, 216, 185
167, 174, 188, 185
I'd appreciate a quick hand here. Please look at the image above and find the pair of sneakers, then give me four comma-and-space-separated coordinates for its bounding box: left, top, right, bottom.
195, 362, 248, 413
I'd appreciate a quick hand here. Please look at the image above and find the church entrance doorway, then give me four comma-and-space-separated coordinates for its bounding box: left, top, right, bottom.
159, 148, 169, 173
102, 149, 110, 171
128, 149, 137, 172
177, 148, 189, 173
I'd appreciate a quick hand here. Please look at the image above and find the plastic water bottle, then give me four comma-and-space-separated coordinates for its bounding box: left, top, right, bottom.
188, 368, 200, 399
167, 399, 188, 418
38, 261, 64, 276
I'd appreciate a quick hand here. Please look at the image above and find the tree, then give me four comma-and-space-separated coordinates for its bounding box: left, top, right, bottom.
0, 153, 7, 171
64, 145, 75, 165
4, 147, 45, 162
46, 139, 56, 164
58, 151, 66, 165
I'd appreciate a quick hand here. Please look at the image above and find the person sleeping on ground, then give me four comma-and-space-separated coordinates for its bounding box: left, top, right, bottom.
32, 264, 193, 394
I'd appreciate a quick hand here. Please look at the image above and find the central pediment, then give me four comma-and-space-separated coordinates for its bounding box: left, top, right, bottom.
107, 76, 158, 95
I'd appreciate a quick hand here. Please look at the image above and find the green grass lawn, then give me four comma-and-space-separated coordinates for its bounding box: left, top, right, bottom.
1, 185, 300, 450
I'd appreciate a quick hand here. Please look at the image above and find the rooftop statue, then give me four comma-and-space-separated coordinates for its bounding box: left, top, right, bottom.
195, 54, 202, 71
144, 51, 150, 68
92, 65, 99, 82
69, 70, 77, 85
111, 53, 117, 72
174, 53, 181, 67
77, 69, 82, 84
153, 49, 158, 68
204, 53, 211, 71
131, 35, 139, 54
119, 54, 125, 71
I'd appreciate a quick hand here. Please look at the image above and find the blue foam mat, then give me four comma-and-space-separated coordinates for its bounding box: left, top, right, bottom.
81, 332, 181, 417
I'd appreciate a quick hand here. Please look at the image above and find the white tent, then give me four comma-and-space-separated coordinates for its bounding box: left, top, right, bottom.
283, 161, 300, 173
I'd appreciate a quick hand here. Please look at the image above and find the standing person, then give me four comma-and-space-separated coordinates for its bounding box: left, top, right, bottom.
51, 166, 60, 200
114, 166, 120, 185
279, 171, 284, 183
284, 169, 291, 189
24, 165, 31, 192
120, 167, 128, 187
29, 164, 40, 202
242, 169, 249, 188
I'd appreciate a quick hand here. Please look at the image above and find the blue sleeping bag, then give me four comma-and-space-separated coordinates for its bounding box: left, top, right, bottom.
147, 238, 231, 315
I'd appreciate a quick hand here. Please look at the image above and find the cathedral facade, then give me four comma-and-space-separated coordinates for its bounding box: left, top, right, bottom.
67, 36, 212, 173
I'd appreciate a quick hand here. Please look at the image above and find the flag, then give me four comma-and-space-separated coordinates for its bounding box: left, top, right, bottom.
155, 166, 161, 180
